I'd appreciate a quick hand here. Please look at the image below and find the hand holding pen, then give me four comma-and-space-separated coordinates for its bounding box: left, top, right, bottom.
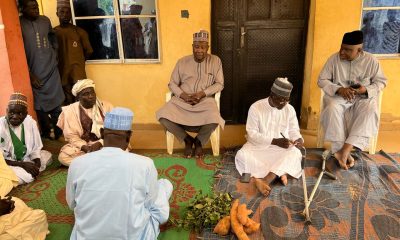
271, 133, 293, 149
280, 132, 304, 149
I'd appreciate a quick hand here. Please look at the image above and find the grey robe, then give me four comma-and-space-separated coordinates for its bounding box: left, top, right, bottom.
156, 54, 225, 127
317, 51, 387, 152
20, 16, 65, 112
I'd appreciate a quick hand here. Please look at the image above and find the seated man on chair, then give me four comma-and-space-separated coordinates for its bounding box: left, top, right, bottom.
156, 30, 225, 158
318, 30, 387, 170
235, 78, 304, 197
67, 107, 173, 240
57, 79, 113, 166
0, 93, 52, 185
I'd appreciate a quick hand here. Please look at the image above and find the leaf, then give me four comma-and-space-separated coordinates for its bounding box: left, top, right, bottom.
195, 204, 204, 209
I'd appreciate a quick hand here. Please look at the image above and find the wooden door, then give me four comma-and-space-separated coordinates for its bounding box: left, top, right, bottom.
212, 0, 309, 123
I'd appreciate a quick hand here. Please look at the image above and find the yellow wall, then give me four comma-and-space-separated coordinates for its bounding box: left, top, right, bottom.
39, 0, 400, 128
303, 0, 400, 129
40, 0, 210, 124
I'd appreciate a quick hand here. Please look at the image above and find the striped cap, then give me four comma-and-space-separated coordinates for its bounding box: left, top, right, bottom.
104, 107, 134, 131
193, 30, 209, 42
271, 77, 293, 97
8, 92, 28, 107
57, 0, 71, 9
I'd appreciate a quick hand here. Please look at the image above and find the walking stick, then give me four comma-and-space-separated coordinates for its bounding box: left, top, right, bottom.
301, 149, 337, 223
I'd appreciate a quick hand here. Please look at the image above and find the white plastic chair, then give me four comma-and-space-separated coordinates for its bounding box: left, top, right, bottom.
165, 92, 221, 156
316, 90, 383, 154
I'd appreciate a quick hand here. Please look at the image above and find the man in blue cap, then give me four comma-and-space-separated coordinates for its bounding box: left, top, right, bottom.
66, 107, 173, 240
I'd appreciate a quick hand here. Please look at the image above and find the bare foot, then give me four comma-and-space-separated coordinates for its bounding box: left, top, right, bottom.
254, 178, 271, 197
334, 152, 349, 170
347, 154, 355, 168
280, 174, 288, 186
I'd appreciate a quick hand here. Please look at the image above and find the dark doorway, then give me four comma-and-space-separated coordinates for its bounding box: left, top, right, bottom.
212, 0, 309, 123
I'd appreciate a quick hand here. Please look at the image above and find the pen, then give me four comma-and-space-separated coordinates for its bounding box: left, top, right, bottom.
280, 132, 295, 145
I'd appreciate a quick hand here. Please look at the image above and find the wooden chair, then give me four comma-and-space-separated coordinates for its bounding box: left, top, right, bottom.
165, 92, 221, 156
316, 90, 383, 154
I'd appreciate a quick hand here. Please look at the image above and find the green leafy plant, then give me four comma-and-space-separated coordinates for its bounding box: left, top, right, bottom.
171, 190, 232, 233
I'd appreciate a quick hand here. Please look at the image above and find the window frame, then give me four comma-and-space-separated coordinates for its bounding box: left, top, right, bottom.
70, 0, 161, 64
360, 2, 400, 58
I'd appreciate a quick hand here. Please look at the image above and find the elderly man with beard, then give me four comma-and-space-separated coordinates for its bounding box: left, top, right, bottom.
0, 93, 52, 185
57, 79, 113, 166
156, 30, 225, 158
235, 78, 304, 197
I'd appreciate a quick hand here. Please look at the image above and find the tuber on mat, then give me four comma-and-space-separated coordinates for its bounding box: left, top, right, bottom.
237, 203, 252, 225
244, 218, 260, 234
213, 216, 231, 236
230, 199, 250, 240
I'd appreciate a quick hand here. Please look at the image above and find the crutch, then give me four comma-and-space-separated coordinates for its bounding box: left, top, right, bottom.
301, 149, 337, 223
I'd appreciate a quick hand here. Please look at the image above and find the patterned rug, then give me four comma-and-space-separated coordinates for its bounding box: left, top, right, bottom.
9, 139, 219, 240
203, 148, 400, 240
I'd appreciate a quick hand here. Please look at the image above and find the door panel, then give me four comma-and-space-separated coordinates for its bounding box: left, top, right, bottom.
212, 0, 308, 123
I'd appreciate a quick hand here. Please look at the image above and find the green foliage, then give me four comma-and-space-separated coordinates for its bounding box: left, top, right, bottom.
171, 190, 232, 233
98, 0, 113, 15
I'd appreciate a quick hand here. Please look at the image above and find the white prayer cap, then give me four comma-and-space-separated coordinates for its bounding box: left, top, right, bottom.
271, 77, 293, 97
193, 30, 209, 42
104, 107, 134, 131
72, 79, 95, 97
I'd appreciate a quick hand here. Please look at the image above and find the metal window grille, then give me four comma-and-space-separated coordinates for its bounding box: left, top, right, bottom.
70, 0, 161, 63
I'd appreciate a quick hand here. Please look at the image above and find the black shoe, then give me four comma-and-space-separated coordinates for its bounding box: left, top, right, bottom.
194, 137, 204, 158
183, 135, 194, 158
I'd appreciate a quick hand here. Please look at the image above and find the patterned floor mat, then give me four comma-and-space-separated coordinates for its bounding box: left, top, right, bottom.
202, 148, 400, 240
9, 139, 220, 240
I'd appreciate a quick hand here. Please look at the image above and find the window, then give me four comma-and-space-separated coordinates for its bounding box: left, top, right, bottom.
71, 0, 159, 63
361, 0, 400, 56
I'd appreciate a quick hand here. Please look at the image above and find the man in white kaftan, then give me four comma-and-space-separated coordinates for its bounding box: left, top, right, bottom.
57, 79, 113, 166
235, 78, 303, 196
318, 30, 387, 169
0, 93, 52, 185
67, 107, 173, 240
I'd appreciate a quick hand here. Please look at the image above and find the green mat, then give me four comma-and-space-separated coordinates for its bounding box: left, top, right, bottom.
9, 152, 219, 240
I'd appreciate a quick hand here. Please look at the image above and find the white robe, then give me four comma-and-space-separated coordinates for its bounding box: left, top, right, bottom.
235, 98, 303, 179
66, 147, 173, 240
318, 51, 387, 152
0, 116, 52, 185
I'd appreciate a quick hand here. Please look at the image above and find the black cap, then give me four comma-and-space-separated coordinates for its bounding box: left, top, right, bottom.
342, 30, 363, 45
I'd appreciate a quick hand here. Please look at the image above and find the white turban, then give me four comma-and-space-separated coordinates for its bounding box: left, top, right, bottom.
72, 79, 95, 97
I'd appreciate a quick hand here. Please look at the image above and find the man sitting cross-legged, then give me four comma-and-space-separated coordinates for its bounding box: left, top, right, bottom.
66, 107, 173, 239
0, 93, 52, 185
235, 78, 304, 197
57, 79, 113, 166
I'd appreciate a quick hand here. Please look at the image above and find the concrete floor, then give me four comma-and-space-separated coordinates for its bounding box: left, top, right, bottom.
130, 125, 400, 153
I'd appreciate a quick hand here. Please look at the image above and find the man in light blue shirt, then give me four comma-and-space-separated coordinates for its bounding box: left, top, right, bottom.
66, 107, 173, 240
